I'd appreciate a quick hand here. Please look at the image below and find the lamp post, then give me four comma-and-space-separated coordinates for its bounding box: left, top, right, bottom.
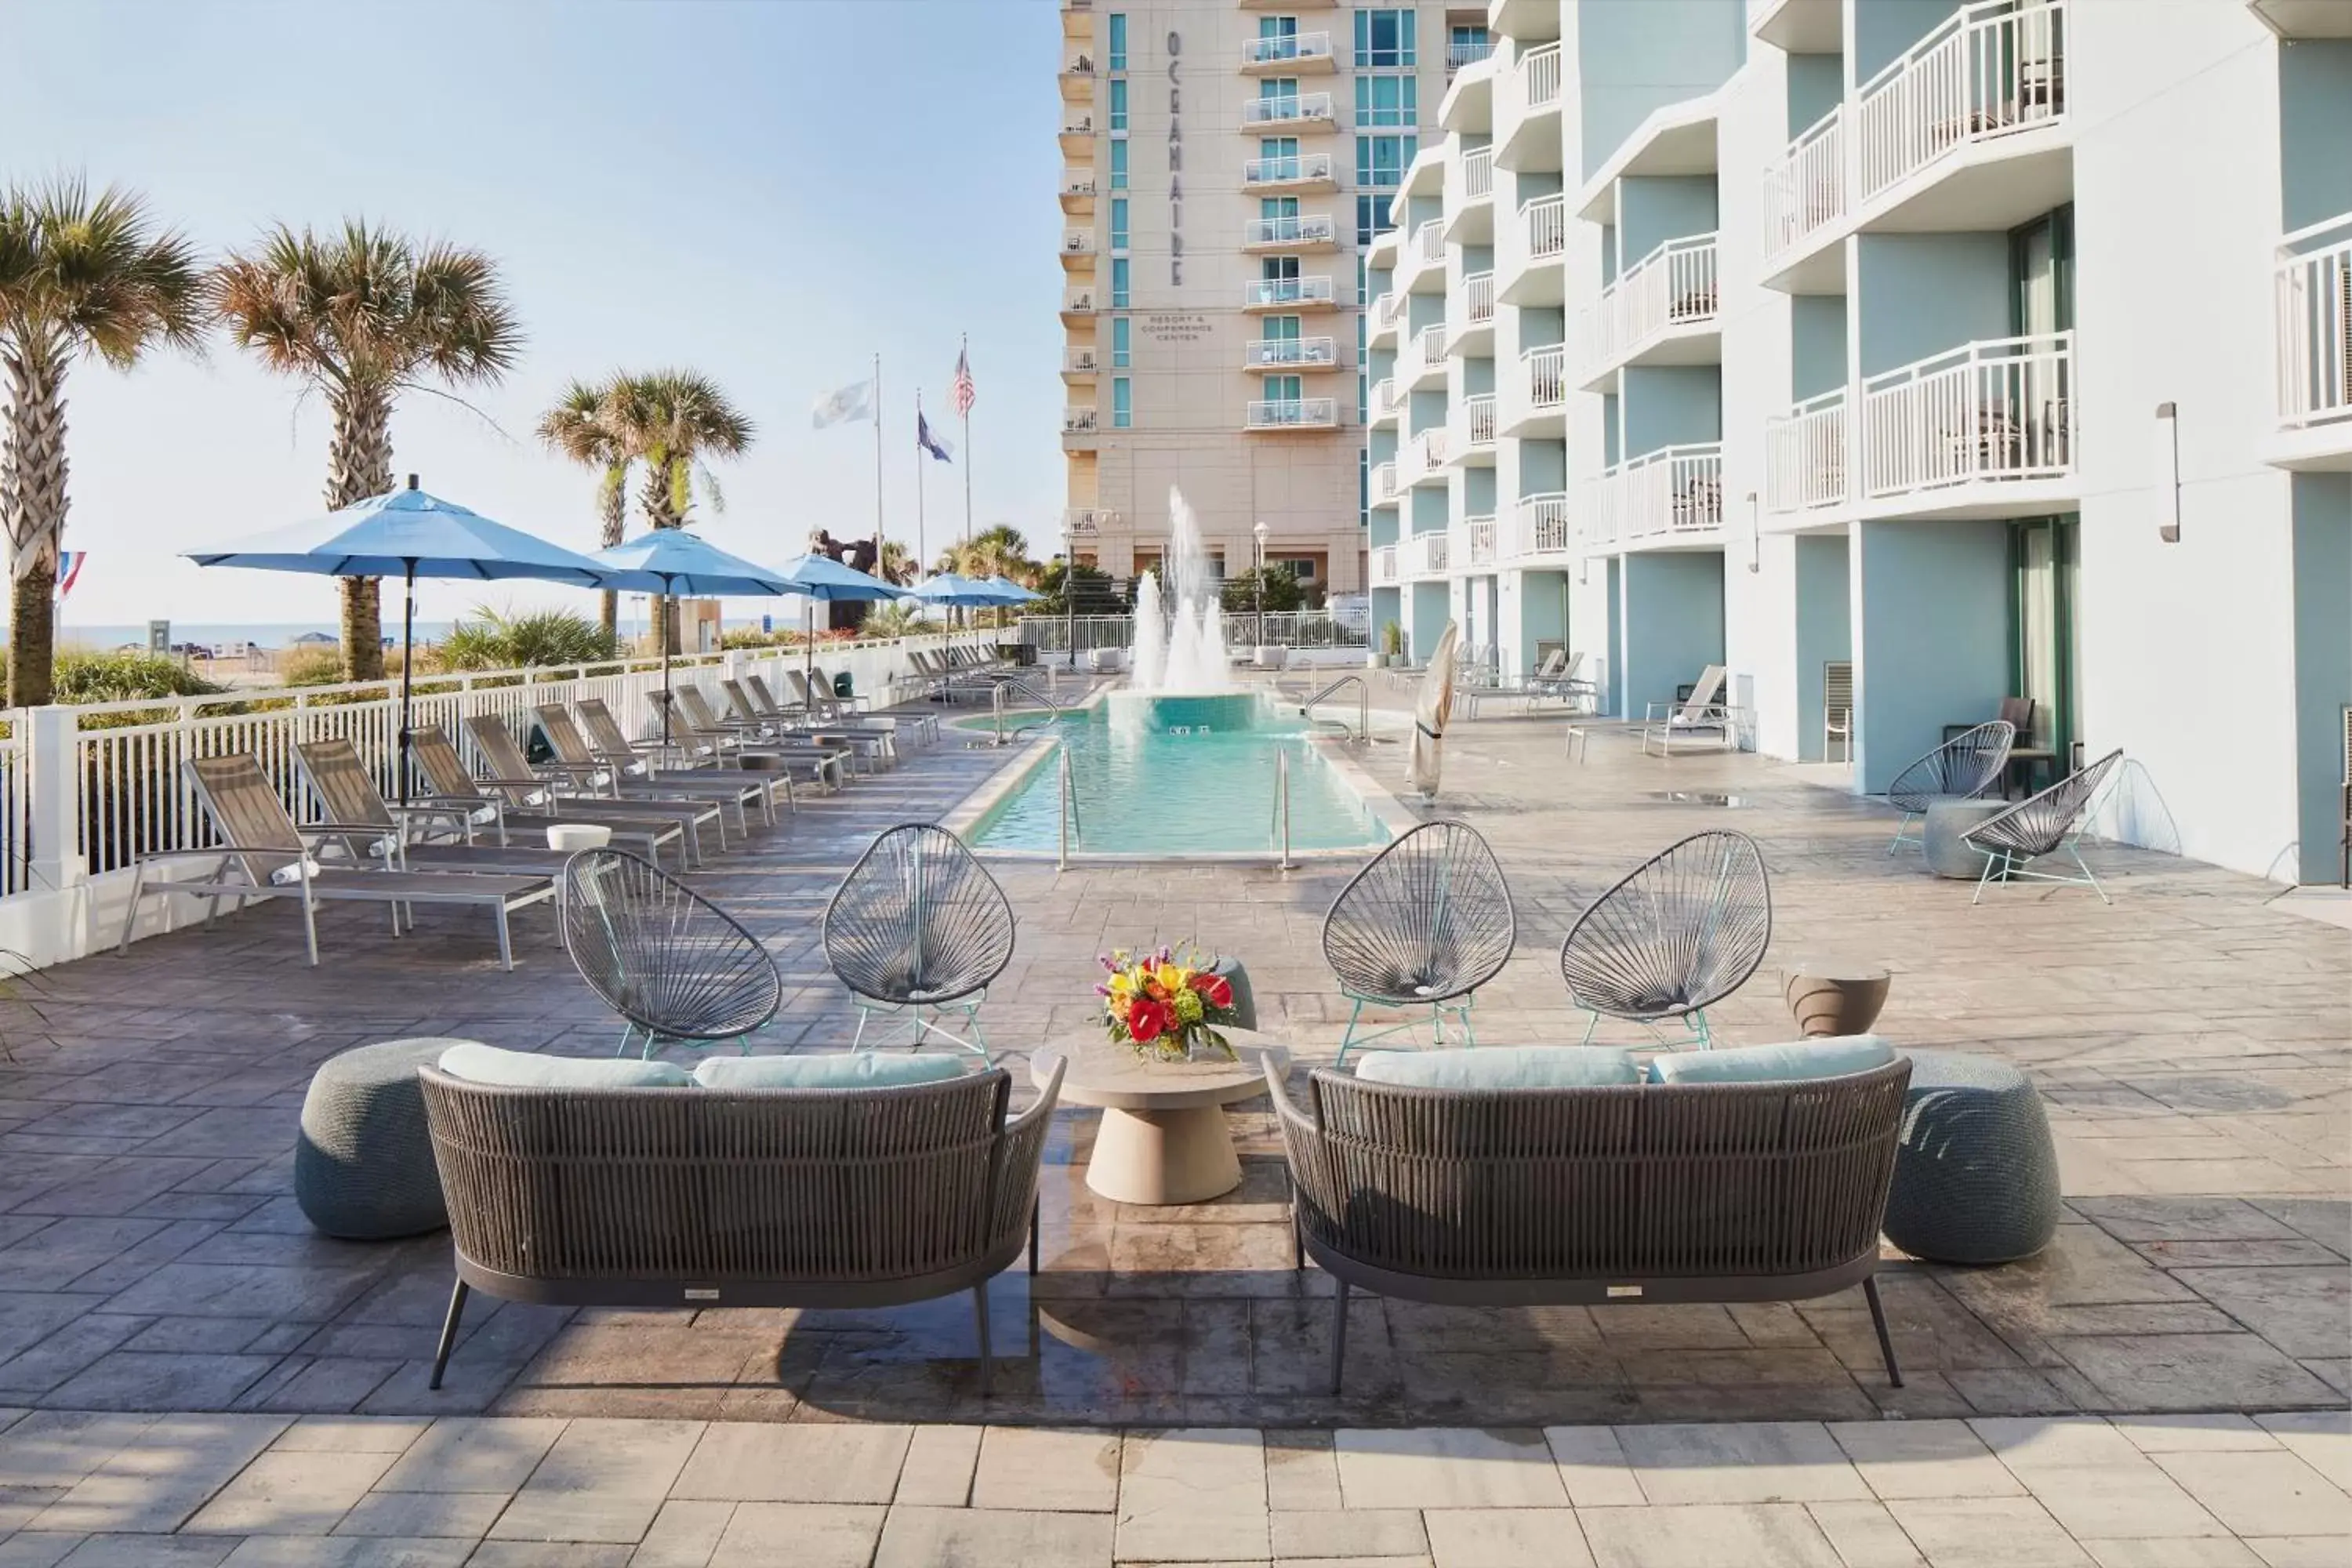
1252, 518, 1269, 650
1062, 519, 1079, 671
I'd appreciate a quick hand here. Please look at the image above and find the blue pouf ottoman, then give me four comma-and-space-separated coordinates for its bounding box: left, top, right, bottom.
1884, 1048, 2060, 1265
296, 1038, 466, 1240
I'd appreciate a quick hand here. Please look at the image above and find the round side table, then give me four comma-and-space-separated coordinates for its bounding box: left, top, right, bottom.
1031, 1027, 1288, 1206
1782, 963, 1891, 1038
1923, 799, 2009, 879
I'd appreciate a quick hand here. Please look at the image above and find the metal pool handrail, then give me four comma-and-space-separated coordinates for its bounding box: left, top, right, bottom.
1057, 749, 1080, 869
1271, 750, 1294, 870
1298, 675, 1368, 742
990, 676, 1065, 747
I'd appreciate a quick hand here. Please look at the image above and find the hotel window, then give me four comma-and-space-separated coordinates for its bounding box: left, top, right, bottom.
1259, 77, 1303, 117
1263, 374, 1303, 406
1355, 195, 1392, 245
1263, 315, 1302, 352
1112, 376, 1131, 429
1353, 9, 1415, 68
1107, 13, 1127, 71
1356, 133, 1415, 188
1355, 74, 1417, 129
1109, 140, 1128, 189
1111, 316, 1131, 369
1258, 136, 1300, 181
1109, 197, 1129, 252
1447, 24, 1490, 71
1109, 78, 1128, 132
1111, 257, 1131, 308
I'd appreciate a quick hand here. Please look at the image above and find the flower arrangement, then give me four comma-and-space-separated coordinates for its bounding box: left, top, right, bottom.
1098, 945, 1240, 1061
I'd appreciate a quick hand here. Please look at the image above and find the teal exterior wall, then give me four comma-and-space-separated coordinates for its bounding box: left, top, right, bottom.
1606, 556, 1624, 717
1852, 518, 2010, 793
1793, 534, 1853, 762
1371, 586, 1403, 657
1409, 580, 1451, 665
1519, 569, 1570, 679
1410, 485, 1448, 535
1787, 53, 1842, 136
1465, 466, 1498, 515
1854, 233, 2013, 376
1519, 304, 1566, 350
2280, 41, 2352, 232
1521, 438, 1567, 494
1620, 551, 1726, 721
1851, 0, 1962, 84
1791, 295, 1849, 401
1622, 365, 1722, 455
1619, 176, 1719, 265
1576, 0, 1747, 181
2292, 473, 2350, 883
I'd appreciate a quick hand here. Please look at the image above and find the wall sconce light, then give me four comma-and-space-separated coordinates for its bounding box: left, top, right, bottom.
2155, 402, 2181, 543
1745, 490, 1762, 573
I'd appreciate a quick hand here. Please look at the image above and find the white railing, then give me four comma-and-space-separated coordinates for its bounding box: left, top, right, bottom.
1466, 516, 1498, 565
1373, 545, 1398, 584
1373, 460, 1399, 501
1244, 212, 1337, 248
1417, 220, 1445, 263
1465, 394, 1497, 446
1860, 331, 2075, 498
1417, 323, 1449, 370
1523, 194, 1566, 262
1062, 230, 1096, 257
1063, 407, 1098, 434
1246, 335, 1337, 369
1243, 31, 1332, 67
1373, 377, 1403, 420
1063, 287, 1097, 313
1524, 343, 1566, 410
1243, 152, 1335, 186
1413, 530, 1452, 574
1764, 388, 1850, 514
1380, 289, 1410, 328
1062, 116, 1094, 139
1585, 234, 1719, 368
1521, 42, 1563, 111
0, 731, 27, 898
1463, 147, 1494, 201
1448, 36, 1494, 74
1514, 492, 1571, 557
1065, 506, 1116, 534
1762, 107, 1845, 264
1462, 271, 1495, 331
2278, 212, 2352, 430
1856, 0, 2067, 205
1242, 92, 1335, 129
1064, 347, 1101, 374
1595, 443, 1727, 542
1246, 275, 1336, 308
1244, 397, 1339, 429
1419, 426, 1450, 474
1062, 171, 1097, 200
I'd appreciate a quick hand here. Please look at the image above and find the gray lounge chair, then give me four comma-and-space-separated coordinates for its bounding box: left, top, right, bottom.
292, 738, 577, 880
116, 754, 553, 969
658, 688, 855, 785
742, 674, 906, 757
536, 702, 776, 829
717, 679, 893, 769
775, 670, 937, 742
1886, 720, 2015, 853
1638, 665, 1745, 757
408, 724, 692, 868
461, 715, 726, 855
1962, 748, 2125, 906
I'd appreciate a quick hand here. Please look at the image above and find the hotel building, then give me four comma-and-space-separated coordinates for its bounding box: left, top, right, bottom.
1368, 0, 2351, 884
1057, 0, 1490, 593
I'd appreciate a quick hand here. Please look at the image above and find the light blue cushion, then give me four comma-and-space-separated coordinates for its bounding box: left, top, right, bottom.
1355, 1046, 1641, 1090
1647, 1035, 1897, 1086
692, 1053, 968, 1091
436, 1043, 691, 1089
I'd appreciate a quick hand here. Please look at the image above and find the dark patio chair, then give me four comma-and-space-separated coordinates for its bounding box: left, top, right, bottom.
1321, 820, 1516, 1065
559, 848, 782, 1058
1559, 829, 1771, 1047
1886, 720, 2015, 853
1962, 749, 2125, 907
823, 824, 1016, 1060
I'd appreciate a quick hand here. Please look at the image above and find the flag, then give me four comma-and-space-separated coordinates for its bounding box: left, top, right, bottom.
811, 379, 876, 428
916, 411, 954, 463
54, 551, 85, 599
950, 347, 976, 417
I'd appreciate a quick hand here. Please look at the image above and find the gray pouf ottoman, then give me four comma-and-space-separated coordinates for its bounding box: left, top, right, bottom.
296, 1038, 466, 1240
1885, 1048, 2060, 1265
1207, 956, 1258, 1031
1924, 799, 2008, 879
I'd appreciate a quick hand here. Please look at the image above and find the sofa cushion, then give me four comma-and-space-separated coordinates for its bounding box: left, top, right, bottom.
1355, 1045, 1641, 1090
436, 1043, 691, 1089
1647, 1036, 1896, 1087
693, 1053, 968, 1091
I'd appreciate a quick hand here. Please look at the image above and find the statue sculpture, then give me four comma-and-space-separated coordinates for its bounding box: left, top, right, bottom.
808, 530, 884, 630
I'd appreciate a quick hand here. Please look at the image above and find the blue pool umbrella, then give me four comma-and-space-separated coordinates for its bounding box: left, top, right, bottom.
186, 476, 610, 797
769, 551, 907, 693
902, 572, 1000, 606
587, 531, 798, 746
982, 575, 1042, 604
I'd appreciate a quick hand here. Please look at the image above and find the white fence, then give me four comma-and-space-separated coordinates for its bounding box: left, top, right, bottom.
1523, 194, 1566, 263
1859, 331, 2074, 498
1243, 213, 1338, 248
1762, 106, 1845, 264
1513, 493, 1572, 558
1240, 92, 1335, 129
1373, 460, 1400, 502
1373, 546, 1398, 586
1465, 394, 1497, 448
1244, 336, 1337, 369
1521, 42, 1563, 111
1584, 234, 1719, 370
1523, 343, 1566, 412
1856, 0, 2066, 205
2278, 212, 2352, 430
1021, 609, 1370, 656
1243, 31, 1330, 67
1417, 324, 1449, 372
1246, 275, 1336, 308
1242, 152, 1335, 187
1416, 220, 1445, 264
1765, 388, 1850, 514
1466, 517, 1498, 566
1463, 147, 1494, 201
1244, 397, 1339, 429
1594, 443, 1727, 543
1463, 270, 1495, 330
1412, 531, 1451, 575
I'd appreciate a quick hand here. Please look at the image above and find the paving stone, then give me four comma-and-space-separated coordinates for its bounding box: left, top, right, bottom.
1828, 1418, 2027, 1499
51, 1538, 242, 1566
2109, 1417, 2282, 1456
700, 1501, 884, 1567
1420, 1508, 1592, 1568
1541, 1428, 1646, 1508
38, 1352, 283, 1412
459, 1545, 630, 1567
184, 1449, 398, 1535
972, 1424, 1118, 1512
2049, 1334, 2342, 1412
1335, 1431, 1568, 1512
27, 1414, 285, 1534
2146, 1450, 2352, 1539
2167, 1269, 2351, 1360
670, 1421, 908, 1504
218, 1540, 471, 1566
626, 1498, 735, 1567
486, 1418, 702, 1543
1266, 1430, 1343, 1512
372, 1419, 566, 1494
1805, 1500, 1926, 1568
325, 1488, 507, 1540
872, 1504, 1114, 1568
1888, 1497, 2093, 1568
268, 1419, 430, 1457
1269, 1510, 1427, 1559
1612, 1422, 1869, 1506
1576, 1501, 1844, 1568
2250, 1411, 2350, 1492
2078, 1541, 2267, 1567
1118, 1428, 1268, 1563
2243, 1538, 2351, 1567
894, 1422, 981, 1506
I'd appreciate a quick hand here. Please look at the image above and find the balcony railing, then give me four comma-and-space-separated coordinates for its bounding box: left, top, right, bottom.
1762, 107, 1845, 265
1243, 152, 1335, 186
1374, 460, 1399, 501
1417, 323, 1449, 370
1595, 443, 1726, 543
2278, 212, 2352, 430
1521, 42, 1563, 111
1859, 332, 2074, 498
1465, 515, 1497, 566
1465, 394, 1497, 447
1062, 288, 1097, 314
1061, 115, 1094, 139
1063, 408, 1100, 435
1243, 31, 1333, 67
1416, 219, 1445, 264
1244, 397, 1339, 430
1064, 347, 1102, 375
1856, 0, 2067, 205
1523, 194, 1566, 262
1244, 275, 1336, 308
1585, 234, 1719, 368
1377, 378, 1406, 421
1372, 544, 1399, 584
1446, 36, 1494, 74
1243, 213, 1337, 247
1462, 149, 1494, 206
1247, 335, 1337, 369
1513, 493, 1570, 557
1523, 343, 1566, 411
1764, 389, 1849, 514
1419, 426, 1450, 474
1242, 92, 1335, 129
1062, 170, 1098, 201
1062, 230, 1097, 258
1462, 271, 1495, 332
1380, 289, 1410, 328
1064, 507, 1114, 536
1412, 530, 1452, 575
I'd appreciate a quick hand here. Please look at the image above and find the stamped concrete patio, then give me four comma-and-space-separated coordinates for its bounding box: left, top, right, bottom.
0, 684, 2343, 1446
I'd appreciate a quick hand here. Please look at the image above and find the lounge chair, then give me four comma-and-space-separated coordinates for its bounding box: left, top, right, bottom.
788, 669, 938, 742
115, 754, 553, 969
655, 688, 856, 785
1638, 664, 1744, 757
535, 702, 778, 829
1886, 720, 2015, 853
776, 671, 921, 751
823, 823, 1016, 1058
720, 678, 894, 769
408, 725, 692, 868
292, 738, 576, 879
1559, 829, 1772, 1047
560, 848, 782, 1057
585, 692, 834, 797
461, 715, 726, 856
1962, 749, 2125, 906
1320, 821, 1516, 1065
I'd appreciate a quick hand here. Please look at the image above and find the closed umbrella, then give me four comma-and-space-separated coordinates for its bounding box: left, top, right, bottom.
586, 529, 797, 747
770, 551, 906, 697
1409, 621, 1461, 800
186, 476, 607, 799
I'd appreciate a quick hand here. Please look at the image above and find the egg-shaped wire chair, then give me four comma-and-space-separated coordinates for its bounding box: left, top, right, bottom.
559, 848, 782, 1058
1885, 720, 2016, 853
1559, 829, 1772, 1047
1320, 820, 1517, 1064
1962, 749, 2125, 906
823, 823, 1016, 1060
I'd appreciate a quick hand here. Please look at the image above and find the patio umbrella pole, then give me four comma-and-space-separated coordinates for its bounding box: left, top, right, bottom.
659, 569, 675, 751
398, 558, 417, 806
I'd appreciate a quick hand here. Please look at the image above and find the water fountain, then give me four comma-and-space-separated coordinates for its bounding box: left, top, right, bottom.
1109, 487, 1254, 731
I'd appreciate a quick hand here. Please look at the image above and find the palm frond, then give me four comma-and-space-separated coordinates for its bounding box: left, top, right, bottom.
0, 175, 205, 374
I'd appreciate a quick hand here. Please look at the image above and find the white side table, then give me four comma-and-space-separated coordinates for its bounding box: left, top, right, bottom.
1030, 1028, 1289, 1205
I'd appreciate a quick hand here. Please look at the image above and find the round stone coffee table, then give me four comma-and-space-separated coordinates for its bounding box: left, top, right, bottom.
1783, 962, 1891, 1038
1031, 1027, 1289, 1205
1924, 798, 2009, 879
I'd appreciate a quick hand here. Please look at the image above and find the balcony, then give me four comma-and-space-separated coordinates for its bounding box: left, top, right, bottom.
1372, 544, 1399, 586
1059, 287, 1098, 326
1063, 506, 1114, 539
1059, 169, 1098, 216
1463, 394, 1497, 459
1511, 492, 1572, 560
1240, 0, 1334, 9
1498, 42, 1564, 172
1416, 219, 1446, 267
1523, 194, 1566, 263
1763, 389, 1849, 516
1447, 36, 1496, 75
1454, 271, 1497, 357
1413, 426, 1450, 485
1853, 0, 2071, 230
1059, 230, 1097, 270
1581, 234, 1719, 387
1240, 93, 1336, 132
1060, 56, 1095, 102
1241, 31, 1334, 73
2275, 212, 2352, 467
1410, 529, 1452, 575
1463, 147, 1494, 203
1062, 346, 1102, 384
1244, 397, 1339, 431
1465, 515, 1498, 567
1062, 0, 1094, 36
1503, 194, 1566, 308
1751, 0, 1842, 51
1058, 114, 1095, 157
1504, 343, 1566, 437
1243, 275, 1337, 311
1409, 324, 1450, 390
1379, 289, 1410, 331
1857, 332, 2077, 514
1062, 407, 1101, 446
1371, 460, 1401, 507
1242, 152, 1337, 191
1245, 335, 1338, 371
1372, 377, 1406, 429
1592, 444, 1726, 549
1243, 212, 1338, 252
1446, 146, 1496, 244
1761, 107, 1845, 291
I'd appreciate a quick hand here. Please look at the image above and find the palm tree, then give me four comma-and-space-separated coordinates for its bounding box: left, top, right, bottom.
0, 177, 204, 706
877, 539, 917, 585
602, 370, 753, 652
211, 219, 523, 680
536, 376, 632, 639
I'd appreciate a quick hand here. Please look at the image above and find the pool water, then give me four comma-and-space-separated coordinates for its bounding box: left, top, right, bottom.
966, 695, 1390, 856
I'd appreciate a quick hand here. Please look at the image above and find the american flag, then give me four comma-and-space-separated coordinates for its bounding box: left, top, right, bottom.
950, 344, 976, 417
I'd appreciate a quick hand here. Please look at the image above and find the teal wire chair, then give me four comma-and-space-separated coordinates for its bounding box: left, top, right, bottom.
1320, 821, 1517, 1065
1559, 830, 1772, 1048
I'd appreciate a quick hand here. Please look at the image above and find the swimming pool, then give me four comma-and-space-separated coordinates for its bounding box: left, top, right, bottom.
960, 694, 1394, 858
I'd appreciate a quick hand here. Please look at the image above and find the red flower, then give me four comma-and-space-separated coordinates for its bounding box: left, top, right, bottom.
1129, 997, 1170, 1043
1190, 974, 1234, 1010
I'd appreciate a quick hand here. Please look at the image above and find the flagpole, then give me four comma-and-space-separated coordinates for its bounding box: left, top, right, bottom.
872, 352, 884, 572
960, 332, 973, 550
915, 388, 928, 576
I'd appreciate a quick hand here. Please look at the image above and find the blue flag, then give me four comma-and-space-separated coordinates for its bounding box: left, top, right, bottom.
916, 411, 954, 463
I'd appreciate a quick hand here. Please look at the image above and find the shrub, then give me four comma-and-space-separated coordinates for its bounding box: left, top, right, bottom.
279, 649, 348, 688
50, 652, 223, 706
437, 606, 617, 671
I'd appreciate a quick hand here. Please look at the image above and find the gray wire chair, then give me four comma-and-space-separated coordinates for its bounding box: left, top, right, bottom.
559, 848, 782, 1058
1962, 749, 2124, 906
1885, 720, 2015, 853
823, 824, 1016, 1059
1559, 829, 1772, 1047
1321, 820, 1517, 1065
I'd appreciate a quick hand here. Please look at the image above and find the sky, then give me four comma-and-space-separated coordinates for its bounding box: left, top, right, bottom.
0, 0, 1065, 633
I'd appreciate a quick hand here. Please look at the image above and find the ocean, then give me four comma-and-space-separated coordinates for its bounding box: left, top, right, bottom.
59, 622, 459, 652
